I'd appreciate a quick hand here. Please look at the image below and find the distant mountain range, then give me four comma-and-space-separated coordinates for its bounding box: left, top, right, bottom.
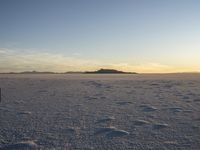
0, 69, 137, 74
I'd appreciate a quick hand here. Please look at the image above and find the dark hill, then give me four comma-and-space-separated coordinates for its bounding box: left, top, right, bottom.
85, 69, 137, 74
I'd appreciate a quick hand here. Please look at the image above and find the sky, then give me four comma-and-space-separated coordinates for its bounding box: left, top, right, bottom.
0, 0, 200, 73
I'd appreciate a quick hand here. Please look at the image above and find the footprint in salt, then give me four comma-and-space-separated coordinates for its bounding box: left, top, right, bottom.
193, 99, 200, 102
95, 116, 115, 124
168, 107, 183, 113
163, 141, 179, 148
38, 90, 48, 93
62, 127, 78, 134
153, 123, 169, 129
1, 140, 38, 150
140, 105, 158, 112
94, 126, 129, 138
134, 119, 150, 126
116, 101, 133, 106
94, 126, 117, 135
105, 129, 129, 138
18, 111, 32, 115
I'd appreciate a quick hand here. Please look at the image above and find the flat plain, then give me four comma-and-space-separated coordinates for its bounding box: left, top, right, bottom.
0, 74, 200, 149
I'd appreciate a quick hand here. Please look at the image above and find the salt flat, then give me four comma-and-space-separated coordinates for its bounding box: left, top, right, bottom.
0, 74, 200, 149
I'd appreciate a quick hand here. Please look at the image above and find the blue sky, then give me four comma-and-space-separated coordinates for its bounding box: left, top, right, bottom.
0, 0, 200, 73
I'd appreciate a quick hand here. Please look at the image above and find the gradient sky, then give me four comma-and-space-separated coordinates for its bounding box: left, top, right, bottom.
0, 0, 200, 73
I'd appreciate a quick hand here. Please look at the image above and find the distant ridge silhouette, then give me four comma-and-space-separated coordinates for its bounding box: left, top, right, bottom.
0, 69, 137, 74
85, 69, 137, 74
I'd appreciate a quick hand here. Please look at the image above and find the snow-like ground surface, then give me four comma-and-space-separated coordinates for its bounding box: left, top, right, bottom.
0, 74, 200, 150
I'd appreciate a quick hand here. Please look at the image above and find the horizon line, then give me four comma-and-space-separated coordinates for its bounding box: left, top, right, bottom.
0, 70, 200, 74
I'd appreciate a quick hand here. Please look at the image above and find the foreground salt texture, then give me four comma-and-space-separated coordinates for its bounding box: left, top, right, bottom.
0, 74, 200, 149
